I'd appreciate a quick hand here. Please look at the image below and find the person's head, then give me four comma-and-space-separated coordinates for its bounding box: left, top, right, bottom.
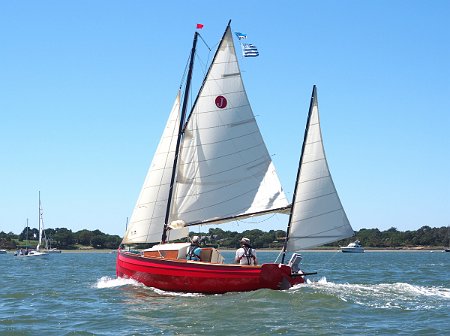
240, 237, 251, 247
191, 235, 200, 245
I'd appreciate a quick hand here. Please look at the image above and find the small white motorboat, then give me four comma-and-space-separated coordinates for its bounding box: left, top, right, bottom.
340, 240, 364, 253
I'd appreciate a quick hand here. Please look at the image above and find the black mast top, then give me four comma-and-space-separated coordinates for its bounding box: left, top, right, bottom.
161, 31, 199, 243
281, 85, 317, 264
182, 20, 232, 131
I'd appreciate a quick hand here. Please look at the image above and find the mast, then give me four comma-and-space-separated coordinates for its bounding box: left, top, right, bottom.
281, 85, 317, 264
161, 31, 199, 243
26, 218, 29, 251
37, 191, 42, 251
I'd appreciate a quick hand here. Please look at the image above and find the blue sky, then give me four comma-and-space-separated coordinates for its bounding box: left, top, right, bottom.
1, 1, 449, 236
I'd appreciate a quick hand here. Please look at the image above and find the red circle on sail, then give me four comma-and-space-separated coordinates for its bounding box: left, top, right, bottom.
215, 96, 227, 109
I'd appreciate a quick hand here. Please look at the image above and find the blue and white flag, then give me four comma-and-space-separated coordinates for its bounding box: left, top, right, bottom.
242, 43, 259, 57
235, 32, 247, 40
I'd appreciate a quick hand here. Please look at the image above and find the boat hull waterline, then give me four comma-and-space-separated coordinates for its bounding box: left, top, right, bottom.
116, 250, 304, 294
340, 247, 364, 253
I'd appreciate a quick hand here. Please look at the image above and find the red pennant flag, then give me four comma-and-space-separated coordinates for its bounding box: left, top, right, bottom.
196, 23, 204, 29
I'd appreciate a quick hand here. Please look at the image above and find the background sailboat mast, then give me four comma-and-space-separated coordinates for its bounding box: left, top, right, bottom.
281, 85, 317, 264
37, 191, 42, 251
26, 218, 29, 250
161, 31, 199, 243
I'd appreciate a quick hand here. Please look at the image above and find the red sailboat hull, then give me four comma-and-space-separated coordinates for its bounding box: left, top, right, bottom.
116, 250, 304, 294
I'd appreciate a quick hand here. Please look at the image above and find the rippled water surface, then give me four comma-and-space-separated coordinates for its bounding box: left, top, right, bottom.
1, 251, 449, 335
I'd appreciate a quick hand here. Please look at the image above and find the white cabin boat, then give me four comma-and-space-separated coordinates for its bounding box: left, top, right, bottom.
340, 240, 364, 253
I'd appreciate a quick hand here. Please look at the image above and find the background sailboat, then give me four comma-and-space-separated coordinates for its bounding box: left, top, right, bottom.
26, 192, 48, 256
37, 192, 62, 254
14, 216, 47, 257
444, 226, 450, 252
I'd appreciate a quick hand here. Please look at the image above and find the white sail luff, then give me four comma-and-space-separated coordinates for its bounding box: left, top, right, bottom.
171, 26, 289, 226
123, 93, 188, 244
286, 87, 353, 251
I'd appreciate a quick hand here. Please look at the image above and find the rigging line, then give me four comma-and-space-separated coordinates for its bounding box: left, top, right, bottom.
179, 53, 191, 90
186, 48, 211, 124
316, 249, 340, 273
197, 33, 211, 51
235, 213, 277, 224
194, 42, 213, 80
191, 32, 214, 97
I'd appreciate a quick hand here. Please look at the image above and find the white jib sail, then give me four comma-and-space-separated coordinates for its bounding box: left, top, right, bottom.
286, 86, 354, 251
123, 92, 188, 244
171, 26, 289, 226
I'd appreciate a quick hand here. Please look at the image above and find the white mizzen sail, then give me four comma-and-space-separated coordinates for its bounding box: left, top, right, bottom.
286, 86, 353, 251
170, 26, 289, 226
123, 92, 188, 244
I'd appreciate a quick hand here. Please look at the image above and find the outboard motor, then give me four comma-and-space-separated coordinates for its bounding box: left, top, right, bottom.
288, 253, 302, 273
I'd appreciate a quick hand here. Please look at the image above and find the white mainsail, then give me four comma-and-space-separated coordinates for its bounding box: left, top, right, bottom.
286, 86, 353, 251
170, 26, 289, 226
123, 93, 188, 244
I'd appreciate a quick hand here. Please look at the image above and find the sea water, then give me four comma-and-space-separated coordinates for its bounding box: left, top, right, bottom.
0, 251, 448, 335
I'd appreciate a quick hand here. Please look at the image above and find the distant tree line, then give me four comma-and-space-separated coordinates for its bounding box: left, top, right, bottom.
189, 228, 288, 249
0, 225, 448, 250
336, 226, 450, 249
0, 228, 121, 250
187, 226, 450, 250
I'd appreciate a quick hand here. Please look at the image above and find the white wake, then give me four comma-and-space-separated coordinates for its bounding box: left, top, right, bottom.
94, 276, 142, 289
294, 277, 450, 309
94, 276, 204, 297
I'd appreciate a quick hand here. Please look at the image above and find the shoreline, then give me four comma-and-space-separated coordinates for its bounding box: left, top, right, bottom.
57, 248, 448, 253
4, 247, 448, 254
